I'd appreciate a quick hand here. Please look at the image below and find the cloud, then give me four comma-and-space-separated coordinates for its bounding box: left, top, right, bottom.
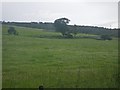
2, 2, 118, 28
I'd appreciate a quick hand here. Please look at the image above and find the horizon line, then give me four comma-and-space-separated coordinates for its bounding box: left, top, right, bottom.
1, 20, 119, 29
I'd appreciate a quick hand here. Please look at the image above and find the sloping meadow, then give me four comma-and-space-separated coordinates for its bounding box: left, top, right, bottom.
2, 25, 118, 88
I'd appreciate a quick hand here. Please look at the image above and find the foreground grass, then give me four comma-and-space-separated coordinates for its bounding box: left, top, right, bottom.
2, 25, 118, 88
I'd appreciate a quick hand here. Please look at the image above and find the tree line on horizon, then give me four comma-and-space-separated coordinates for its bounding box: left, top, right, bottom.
1, 19, 120, 38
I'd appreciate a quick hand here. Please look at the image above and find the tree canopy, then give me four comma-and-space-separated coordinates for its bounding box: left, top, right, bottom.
54, 18, 70, 37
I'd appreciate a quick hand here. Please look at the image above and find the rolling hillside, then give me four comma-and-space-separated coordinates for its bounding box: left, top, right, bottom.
2, 25, 118, 88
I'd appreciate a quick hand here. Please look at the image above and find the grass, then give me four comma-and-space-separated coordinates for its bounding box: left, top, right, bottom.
2, 25, 118, 88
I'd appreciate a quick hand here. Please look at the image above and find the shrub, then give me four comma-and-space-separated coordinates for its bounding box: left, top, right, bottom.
64, 33, 73, 38
8, 27, 18, 35
100, 35, 112, 40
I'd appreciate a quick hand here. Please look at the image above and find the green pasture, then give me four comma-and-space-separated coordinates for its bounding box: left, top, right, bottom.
2, 25, 118, 88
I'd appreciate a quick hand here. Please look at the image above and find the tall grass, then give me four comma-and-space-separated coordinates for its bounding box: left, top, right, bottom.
2, 25, 118, 88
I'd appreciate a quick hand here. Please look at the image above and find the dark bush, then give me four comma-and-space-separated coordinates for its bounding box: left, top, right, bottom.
8, 27, 18, 35
100, 35, 112, 40
64, 33, 73, 38
67, 34, 73, 38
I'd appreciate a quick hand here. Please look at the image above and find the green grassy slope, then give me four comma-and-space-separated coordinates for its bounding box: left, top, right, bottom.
2, 25, 118, 88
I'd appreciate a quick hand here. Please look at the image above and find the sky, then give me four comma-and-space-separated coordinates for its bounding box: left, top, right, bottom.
1, 0, 119, 28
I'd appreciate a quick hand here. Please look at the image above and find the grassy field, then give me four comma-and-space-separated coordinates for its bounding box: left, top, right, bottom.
2, 25, 118, 88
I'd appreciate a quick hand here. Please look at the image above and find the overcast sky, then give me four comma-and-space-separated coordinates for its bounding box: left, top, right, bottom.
1, 1, 119, 28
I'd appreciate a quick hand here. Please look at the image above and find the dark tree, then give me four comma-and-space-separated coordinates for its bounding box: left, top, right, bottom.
8, 27, 18, 35
54, 18, 70, 36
